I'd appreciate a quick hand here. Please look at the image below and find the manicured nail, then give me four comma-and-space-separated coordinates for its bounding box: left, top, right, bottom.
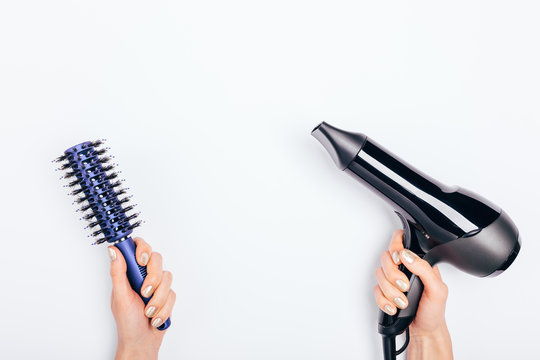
145, 306, 157, 317
141, 252, 149, 266
142, 285, 153, 297
108, 248, 116, 261
151, 317, 163, 328
396, 279, 408, 292
394, 297, 407, 309
401, 249, 416, 264
384, 305, 397, 315
391, 251, 400, 265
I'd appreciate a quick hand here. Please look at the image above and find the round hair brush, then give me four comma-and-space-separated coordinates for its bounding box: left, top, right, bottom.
55, 140, 171, 331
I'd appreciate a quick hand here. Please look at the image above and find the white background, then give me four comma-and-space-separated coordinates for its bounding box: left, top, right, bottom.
1, 1, 539, 359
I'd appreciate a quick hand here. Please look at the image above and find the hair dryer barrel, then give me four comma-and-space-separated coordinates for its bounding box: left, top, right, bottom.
312, 122, 520, 277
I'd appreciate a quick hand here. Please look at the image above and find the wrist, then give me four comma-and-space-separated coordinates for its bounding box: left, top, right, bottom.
115, 342, 160, 360
407, 323, 453, 360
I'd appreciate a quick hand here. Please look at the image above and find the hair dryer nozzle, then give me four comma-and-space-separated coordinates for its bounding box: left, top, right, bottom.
311, 122, 367, 170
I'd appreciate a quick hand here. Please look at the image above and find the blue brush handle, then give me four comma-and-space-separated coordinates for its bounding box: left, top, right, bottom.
115, 238, 171, 331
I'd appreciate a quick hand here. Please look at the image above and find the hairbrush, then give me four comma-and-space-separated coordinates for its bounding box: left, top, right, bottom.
55, 140, 171, 331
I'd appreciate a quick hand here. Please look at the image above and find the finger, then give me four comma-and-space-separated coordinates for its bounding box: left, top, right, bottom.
373, 285, 397, 316
140, 252, 163, 298
144, 271, 173, 318
150, 290, 176, 329
433, 265, 443, 281
375, 267, 408, 309
399, 249, 447, 298
108, 246, 131, 297
380, 251, 409, 292
133, 237, 152, 266
388, 230, 405, 265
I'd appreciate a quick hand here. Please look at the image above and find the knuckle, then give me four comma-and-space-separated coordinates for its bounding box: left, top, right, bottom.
416, 259, 431, 272
438, 282, 449, 297
163, 270, 173, 282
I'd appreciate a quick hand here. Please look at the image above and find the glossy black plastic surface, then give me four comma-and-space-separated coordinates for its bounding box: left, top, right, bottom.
345, 137, 502, 252
312, 122, 521, 357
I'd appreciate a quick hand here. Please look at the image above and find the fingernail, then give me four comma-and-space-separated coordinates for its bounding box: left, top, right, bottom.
401, 249, 416, 264
108, 248, 116, 261
396, 279, 408, 292
151, 317, 163, 328
391, 251, 400, 265
145, 306, 157, 317
384, 305, 397, 315
141, 252, 149, 266
394, 297, 407, 309
142, 285, 153, 297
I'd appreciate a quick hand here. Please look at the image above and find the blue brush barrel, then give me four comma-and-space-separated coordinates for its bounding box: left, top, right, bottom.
61, 141, 171, 331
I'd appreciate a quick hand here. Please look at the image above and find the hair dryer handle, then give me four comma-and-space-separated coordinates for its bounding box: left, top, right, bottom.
378, 213, 433, 337
115, 238, 171, 331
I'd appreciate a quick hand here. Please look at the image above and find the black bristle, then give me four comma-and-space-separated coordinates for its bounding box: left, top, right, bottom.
102, 164, 114, 172
71, 188, 84, 196
55, 155, 67, 162
95, 148, 106, 156
91, 229, 103, 237
69, 179, 82, 187
64, 171, 76, 178
92, 140, 103, 147
106, 172, 118, 181
110, 180, 122, 188
80, 203, 93, 212
82, 213, 95, 221
99, 156, 111, 164
118, 197, 130, 205
93, 238, 107, 245
60, 163, 72, 170
125, 213, 139, 222
75, 196, 88, 204
115, 189, 126, 197
129, 221, 142, 230
88, 221, 100, 228
119, 205, 135, 213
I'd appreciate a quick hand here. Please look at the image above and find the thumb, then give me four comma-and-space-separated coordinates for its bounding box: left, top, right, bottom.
108, 246, 131, 297
399, 249, 447, 299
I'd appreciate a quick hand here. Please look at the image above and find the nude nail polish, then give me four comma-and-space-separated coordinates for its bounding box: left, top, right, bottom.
401, 249, 416, 264
384, 305, 396, 315
145, 306, 156, 317
391, 251, 400, 265
108, 248, 116, 261
394, 297, 407, 309
396, 279, 408, 292
142, 285, 153, 297
141, 252, 149, 266
152, 317, 163, 328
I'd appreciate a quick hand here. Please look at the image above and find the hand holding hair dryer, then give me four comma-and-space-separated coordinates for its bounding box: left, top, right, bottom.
312, 122, 521, 360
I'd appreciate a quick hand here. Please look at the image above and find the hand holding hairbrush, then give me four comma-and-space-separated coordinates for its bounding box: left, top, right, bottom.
55, 140, 171, 331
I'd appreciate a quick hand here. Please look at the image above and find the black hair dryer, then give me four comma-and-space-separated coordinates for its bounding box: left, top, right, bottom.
312, 122, 521, 359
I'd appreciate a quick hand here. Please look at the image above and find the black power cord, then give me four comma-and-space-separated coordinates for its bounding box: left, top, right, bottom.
382, 327, 410, 359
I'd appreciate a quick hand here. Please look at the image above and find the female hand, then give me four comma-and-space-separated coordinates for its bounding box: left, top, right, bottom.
373, 230, 453, 359
108, 237, 176, 360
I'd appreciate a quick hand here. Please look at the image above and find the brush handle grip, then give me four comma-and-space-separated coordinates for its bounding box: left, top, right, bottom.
115, 238, 171, 331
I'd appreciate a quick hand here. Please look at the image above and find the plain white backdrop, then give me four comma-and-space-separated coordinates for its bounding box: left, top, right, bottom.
0, 1, 539, 359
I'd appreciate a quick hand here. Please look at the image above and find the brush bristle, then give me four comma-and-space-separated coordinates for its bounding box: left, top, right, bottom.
58, 140, 141, 245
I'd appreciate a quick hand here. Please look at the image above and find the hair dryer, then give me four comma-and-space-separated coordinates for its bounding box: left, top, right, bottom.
311, 122, 521, 359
